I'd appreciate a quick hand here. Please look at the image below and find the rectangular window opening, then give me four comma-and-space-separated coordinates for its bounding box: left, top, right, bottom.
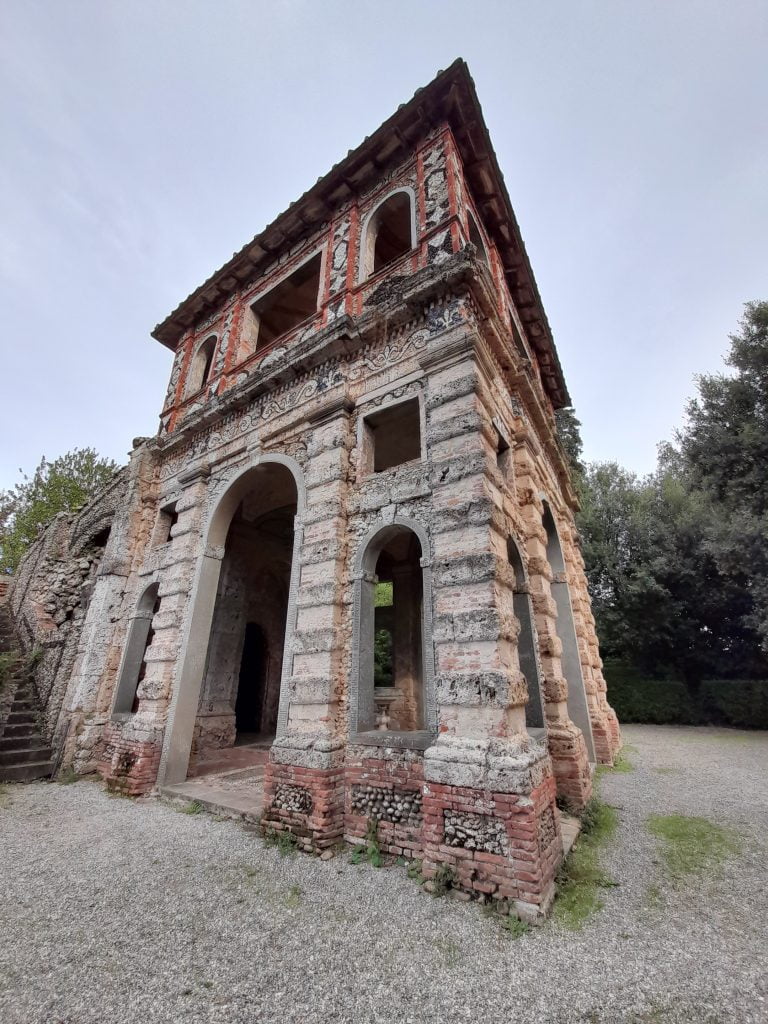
365, 397, 421, 473
154, 503, 178, 546
251, 253, 322, 352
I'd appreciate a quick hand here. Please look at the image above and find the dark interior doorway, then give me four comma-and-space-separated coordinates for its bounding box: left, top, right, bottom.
235, 622, 270, 738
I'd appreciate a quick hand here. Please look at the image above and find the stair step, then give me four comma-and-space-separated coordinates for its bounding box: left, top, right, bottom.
0, 734, 45, 751
2, 723, 36, 737
0, 761, 54, 783
6, 712, 35, 725
0, 746, 52, 766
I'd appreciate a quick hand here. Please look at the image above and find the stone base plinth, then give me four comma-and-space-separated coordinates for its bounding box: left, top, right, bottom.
344, 746, 424, 857
96, 722, 162, 795
421, 771, 562, 920
261, 758, 345, 850
547, 723, 593, 810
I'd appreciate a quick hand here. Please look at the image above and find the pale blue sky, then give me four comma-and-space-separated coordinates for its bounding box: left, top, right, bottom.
1, 0, 766, 489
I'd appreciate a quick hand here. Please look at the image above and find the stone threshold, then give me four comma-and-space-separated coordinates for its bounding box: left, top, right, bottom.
161, 764, 265, 822
560, 812, 581, 858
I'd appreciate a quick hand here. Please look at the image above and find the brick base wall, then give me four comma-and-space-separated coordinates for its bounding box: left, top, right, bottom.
261, 759, 345, 850
96, 722, 162, 796
421, 773, 562, 920
344, 750, 424, 858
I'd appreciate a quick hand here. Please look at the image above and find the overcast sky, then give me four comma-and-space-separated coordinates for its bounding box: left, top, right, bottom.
1, 0, 766, 490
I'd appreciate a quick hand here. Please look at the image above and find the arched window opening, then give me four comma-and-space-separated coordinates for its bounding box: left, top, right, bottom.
542, 502, 596, 760
355, 525, 428, 736
187, 335, 217, 395
507, 538, 545, 730
112, 583, 161, 717
467, 212, 489, 267
361, 191, 414, 280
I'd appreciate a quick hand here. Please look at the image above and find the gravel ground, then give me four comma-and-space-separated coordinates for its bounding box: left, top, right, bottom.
1, 724, 767, 1024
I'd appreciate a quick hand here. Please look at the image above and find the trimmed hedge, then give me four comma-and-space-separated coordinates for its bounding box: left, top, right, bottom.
603, 660, 768, 730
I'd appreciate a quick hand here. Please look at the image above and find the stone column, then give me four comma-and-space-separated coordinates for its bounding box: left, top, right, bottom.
261, 396, 352, 850
559, 527, 622, 762
416, 324, 563, 920
514, 438, 593, 810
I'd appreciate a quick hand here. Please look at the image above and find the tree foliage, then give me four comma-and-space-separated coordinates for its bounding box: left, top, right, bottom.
0, 449, 119, 573
576, 301, 768, 686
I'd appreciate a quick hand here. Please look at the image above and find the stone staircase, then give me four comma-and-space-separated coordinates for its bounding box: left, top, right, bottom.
0, 606, 54, 783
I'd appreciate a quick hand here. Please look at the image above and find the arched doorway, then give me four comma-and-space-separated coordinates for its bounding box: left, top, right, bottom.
194, 492, 295, 758
158, 457, 304, 787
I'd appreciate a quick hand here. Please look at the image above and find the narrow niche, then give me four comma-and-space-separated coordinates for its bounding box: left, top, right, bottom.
112, 583, 161, 717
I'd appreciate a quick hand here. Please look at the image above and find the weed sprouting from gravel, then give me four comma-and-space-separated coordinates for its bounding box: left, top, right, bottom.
180, 800, 203, 815
263, 826, 298, 856
431, 863, 456, 897
644, 884, 665, 910
0, 784, 10, 809
349, 817, 383, 867
499, 914, 531, 939
554, 797, 619, 931
284, 884, 302, 908
407, 858, 424, 883
647, 814, 741, 882
58, 767, 78, 785
433, 937, 461, 965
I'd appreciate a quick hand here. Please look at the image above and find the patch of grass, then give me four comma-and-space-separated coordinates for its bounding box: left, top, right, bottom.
57, 766, 79, 785
433, 937, 461, 966
0, 783, 10, 809
263, 826, 298, 856
596, 747, 634, 776
554, 797, 619, 931
611, 750, 634, 773
647, 814, 741, 883
180, 799, 204, 815
644, 883, 665, 910
653, 766, 681, 775
284, 883, 302, 908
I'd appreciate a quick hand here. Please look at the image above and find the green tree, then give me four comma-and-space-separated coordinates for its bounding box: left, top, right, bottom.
554, 406, 585, 483
678, 300, 768, 650
0, 449, 119, 573
578, 453, 762, 686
